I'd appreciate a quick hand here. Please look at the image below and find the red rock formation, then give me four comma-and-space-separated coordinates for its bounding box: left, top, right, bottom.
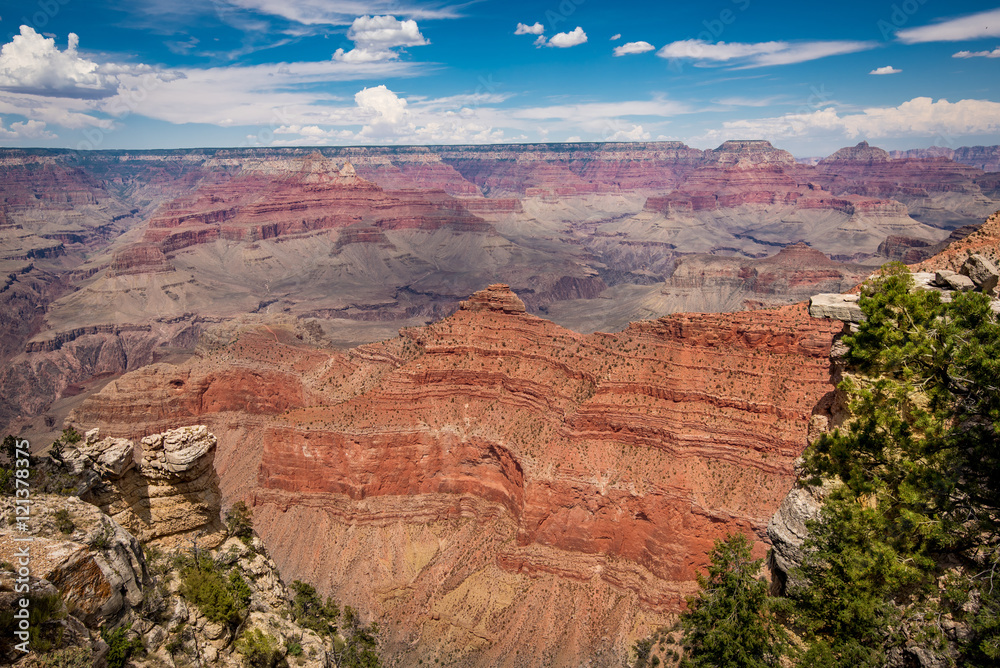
890, 145, 1000, 172
108, 244, 172, 276
816, 143, 988, 199
912, 210, 1000, 271
71, 286, 842, 665
139, 155, 493, 253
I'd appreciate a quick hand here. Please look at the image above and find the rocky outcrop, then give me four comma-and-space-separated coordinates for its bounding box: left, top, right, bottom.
0, 492, 335, 667
959, 253, 999, 293
64, 425, 227, 549
108, 244, 172, 277
457, 283, 527, 313
0, 494, 147, 631
808, 293, 863, 321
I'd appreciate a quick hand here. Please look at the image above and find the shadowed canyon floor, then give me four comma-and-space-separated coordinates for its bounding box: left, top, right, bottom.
69, 284, 842, 666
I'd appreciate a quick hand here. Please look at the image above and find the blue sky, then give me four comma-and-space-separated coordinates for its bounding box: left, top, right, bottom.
0, 0, 998, 155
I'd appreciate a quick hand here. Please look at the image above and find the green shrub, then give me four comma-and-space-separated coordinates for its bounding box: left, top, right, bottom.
0, 592, 65, 654
25, 646, 91, 667
237, 628, 287, 668
226, 501, 255, 544
179, 556, 248, 626
101, 623, 143, 668
679, 533, 785, 668
53, 509, 75, 534
290, 581, 339, 637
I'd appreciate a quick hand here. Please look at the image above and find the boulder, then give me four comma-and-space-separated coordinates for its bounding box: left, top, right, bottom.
808, 293, 863, 322
767, 480, 830, 592
935, 271, 975, 292
960, 254, 1000, 294
0, 495, 147, 627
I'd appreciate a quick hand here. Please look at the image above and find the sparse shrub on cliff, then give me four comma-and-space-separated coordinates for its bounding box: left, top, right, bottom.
0, 591, 66, 655
53, 508, 74, 534
226, 500, 255, 544
678, 533, 786, 668
236, 628, 288, 668
290, 580, 340, 637
101, 623, 143, 668
179, 555, 249, 626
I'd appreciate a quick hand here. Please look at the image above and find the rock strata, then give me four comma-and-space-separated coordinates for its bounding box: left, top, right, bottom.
72, 286, 843, 665
65, 425, 226, 548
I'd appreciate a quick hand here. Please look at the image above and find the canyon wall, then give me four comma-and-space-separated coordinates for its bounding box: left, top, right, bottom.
71, 285, 842, 665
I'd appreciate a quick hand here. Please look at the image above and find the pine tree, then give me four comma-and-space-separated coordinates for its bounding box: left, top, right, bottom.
680, 533, 786, 668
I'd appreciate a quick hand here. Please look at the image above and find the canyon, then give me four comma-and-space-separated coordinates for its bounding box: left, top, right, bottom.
3, 140, 998, 440
2, 140, 999, 664
68, 284, 842, 665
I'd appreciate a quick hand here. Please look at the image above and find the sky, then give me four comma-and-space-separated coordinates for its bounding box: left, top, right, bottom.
0, 0, 998, 155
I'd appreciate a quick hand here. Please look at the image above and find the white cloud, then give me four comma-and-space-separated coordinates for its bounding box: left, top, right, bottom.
347, 15, 428, 47
333, 15, 428, 63
870, 65, 901, 75
515, 22, 544, 35
700, 97, 1000, 142
333, 47, 399, 62
656, 39, 875, 68
610, 34, 621, 41
511, 99, 687, 120
606, 123, 650, 141
953, 47, 1000, 58
533, 35, 547, 47
223, 0, 460, 25
896, 8, 1000, 44
547, 27, 587, 48
356, 84, 409, 131
613, 41, 655, 56
0, 118, 56, 139
0, 26, 116, 98
122, 59, 418, 127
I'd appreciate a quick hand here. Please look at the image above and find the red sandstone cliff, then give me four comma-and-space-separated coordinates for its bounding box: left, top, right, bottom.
71, 285, 841, 666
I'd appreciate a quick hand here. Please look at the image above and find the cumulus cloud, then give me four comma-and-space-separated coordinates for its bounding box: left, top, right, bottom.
953, 47, 1000, 58
610, 34, 621, 41
870, 65, 901, 74
896, 8, 1000, 44
515, 22, 544, 35
606, 123, 650, 141
356, 84, 409, 135
547, 27, 587, 48
656, 38, 875, 68
613, 41, 655, 56
0, 118, 55, 139
0, 26, 116, 98
701, 97, 1000, 142
333, 15, 429, 63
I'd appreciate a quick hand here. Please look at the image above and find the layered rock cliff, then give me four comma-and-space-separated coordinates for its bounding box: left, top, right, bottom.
63, 425, 227, 549
71, 284, 842, 665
